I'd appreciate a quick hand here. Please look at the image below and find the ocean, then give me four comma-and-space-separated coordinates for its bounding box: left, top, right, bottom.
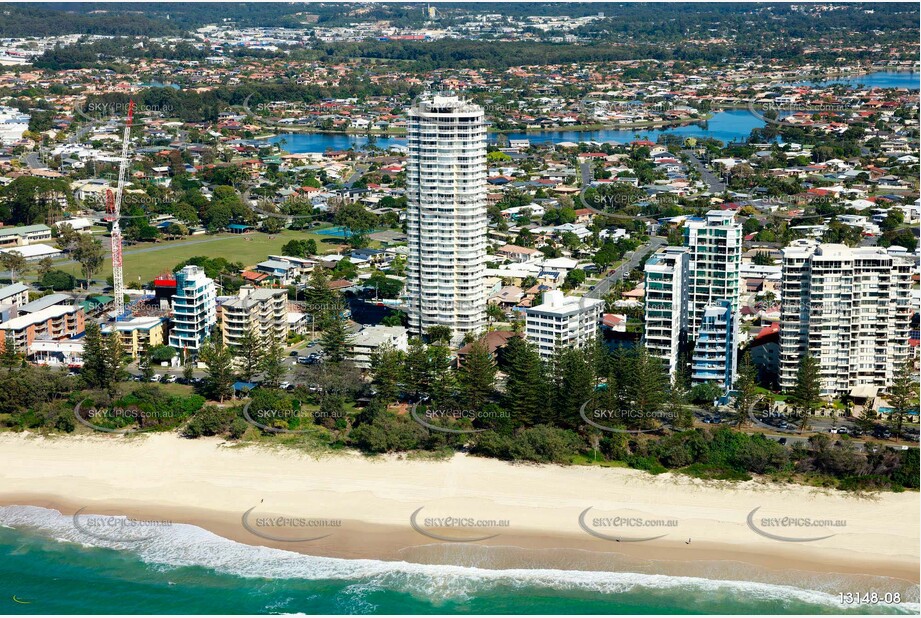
0, 506, 916, 615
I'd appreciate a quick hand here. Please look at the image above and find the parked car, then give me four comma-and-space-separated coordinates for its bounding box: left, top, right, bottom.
164, 375, 178, 383
151, 374, 162, 382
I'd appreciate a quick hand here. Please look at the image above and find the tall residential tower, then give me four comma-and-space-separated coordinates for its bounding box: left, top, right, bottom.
405, 94, 487, 341
683, 210, 742, 338
779, 241, 913, 397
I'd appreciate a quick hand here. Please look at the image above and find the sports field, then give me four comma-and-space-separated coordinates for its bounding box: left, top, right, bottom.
50, 228, 356, 284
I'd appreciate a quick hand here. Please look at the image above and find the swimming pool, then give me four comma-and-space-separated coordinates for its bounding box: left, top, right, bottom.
315, 226, 383, 238
878, 406, 919, 416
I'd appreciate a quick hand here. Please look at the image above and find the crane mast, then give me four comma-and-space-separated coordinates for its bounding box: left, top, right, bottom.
111, 100, 134, 319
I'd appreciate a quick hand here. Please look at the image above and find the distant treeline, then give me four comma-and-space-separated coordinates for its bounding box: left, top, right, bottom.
0, 4, 182, 37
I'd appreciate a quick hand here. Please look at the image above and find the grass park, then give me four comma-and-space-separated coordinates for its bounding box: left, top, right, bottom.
47, 227, 362, 285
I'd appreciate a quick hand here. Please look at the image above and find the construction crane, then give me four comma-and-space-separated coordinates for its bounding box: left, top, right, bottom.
109, 100, 134, 320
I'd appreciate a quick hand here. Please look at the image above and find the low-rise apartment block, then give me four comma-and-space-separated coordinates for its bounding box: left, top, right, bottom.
525, 290, 603, 359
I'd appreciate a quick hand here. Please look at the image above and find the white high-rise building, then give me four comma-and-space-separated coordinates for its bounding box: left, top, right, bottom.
525, 291, 604, 360
643, 246, 690, 378
779, 241, 914, 397
683, 210, 742, 338
405, 94, 487, 340
169, 265, 216, 355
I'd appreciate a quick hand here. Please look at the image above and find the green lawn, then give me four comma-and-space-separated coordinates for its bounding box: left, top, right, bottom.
52, 228, 357, 284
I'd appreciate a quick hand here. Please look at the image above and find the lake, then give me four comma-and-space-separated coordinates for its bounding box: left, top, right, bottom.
793, 71, 920, 90
268, 110, 764, 153
267, 71, 918, 153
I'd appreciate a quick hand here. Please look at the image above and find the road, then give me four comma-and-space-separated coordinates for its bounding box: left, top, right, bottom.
585, 236, 666, 299
579, 161, 593, 186
344, 164, 369, 187
24, 152, 43, 169
681, 149, 726, 194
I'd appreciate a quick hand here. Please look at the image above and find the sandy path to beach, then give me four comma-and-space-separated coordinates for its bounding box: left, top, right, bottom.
0, 432, 917, 585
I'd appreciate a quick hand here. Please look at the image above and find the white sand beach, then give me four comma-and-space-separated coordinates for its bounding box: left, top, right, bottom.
0, 432, 917, 585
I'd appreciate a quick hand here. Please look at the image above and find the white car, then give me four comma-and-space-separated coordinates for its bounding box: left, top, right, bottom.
151, 374, 162, 382
164, 375, 178, 383
279, 381, 291, 390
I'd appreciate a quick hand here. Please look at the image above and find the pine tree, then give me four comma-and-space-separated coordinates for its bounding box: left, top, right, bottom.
320, 314, 353, 364
260, 335, 286, 388
887, 359, 919, 439
555, 348, 595, 429
666, 374, 692, 429
0, 339, 21, 373
81, 322, 107, 389
501, 335, 548, 426
403, 337, 430, 399
94, 331, 125, 397
235, 328, 263, 382
428, 343, 456, 404
304, 268, 339, 329
628, 347, 666, 420
370, 343, 404, 403
200, 336, 235, 403
458, 338, 496, 412
790, 354, 821, 432
732, 351, 759, 428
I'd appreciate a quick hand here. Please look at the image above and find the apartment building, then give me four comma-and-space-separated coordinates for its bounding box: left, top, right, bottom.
643, 246, 690, 379
102, 316, 167, 359
347, 325, 409, 369
0, 304, 85, 352
168, 265, 216, 355
405, 94, 488, 341
0, 282, 30, 308
779, 241, 914, 397
525, 290, 604, 360
221, 286, 288, 348
683, 210, 742, 338
691, 300, 737, 391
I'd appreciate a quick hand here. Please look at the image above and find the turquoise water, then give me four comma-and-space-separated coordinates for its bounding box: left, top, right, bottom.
316, 226, 384, 239
1, 506, 917, 615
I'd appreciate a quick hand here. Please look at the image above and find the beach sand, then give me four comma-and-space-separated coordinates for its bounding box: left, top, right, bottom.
0, 432, 917, 590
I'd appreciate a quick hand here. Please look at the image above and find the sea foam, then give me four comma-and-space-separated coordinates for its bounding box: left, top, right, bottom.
1, 504, 917, 613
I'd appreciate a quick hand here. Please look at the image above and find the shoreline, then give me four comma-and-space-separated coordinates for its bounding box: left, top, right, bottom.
0, 432, 917, 591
